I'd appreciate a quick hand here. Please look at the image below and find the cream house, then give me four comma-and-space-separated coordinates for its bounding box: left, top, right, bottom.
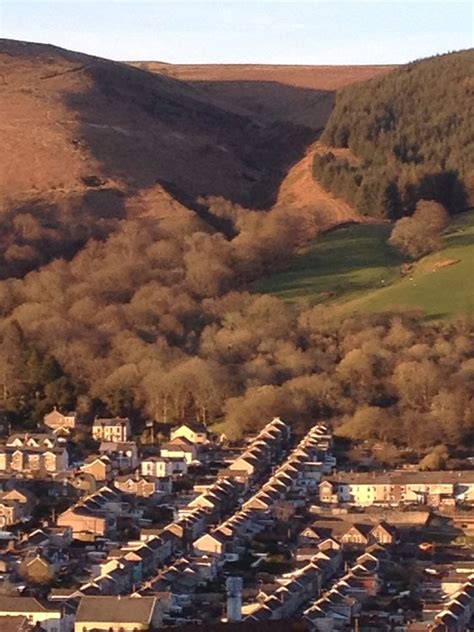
43, 449, 69, 472
57, 506, 110, 540
319, 471, 474, 507
170, 422, 208, 445
141, 456, 182, 477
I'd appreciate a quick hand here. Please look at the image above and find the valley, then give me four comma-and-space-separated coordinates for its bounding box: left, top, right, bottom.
0, 4, 472, 627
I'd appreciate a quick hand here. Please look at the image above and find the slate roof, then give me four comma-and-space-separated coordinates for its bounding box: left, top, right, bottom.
75, 596, 156, 623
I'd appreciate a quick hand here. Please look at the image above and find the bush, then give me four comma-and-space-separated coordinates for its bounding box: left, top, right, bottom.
419, 445, 449, 470
388, 200, 449, 259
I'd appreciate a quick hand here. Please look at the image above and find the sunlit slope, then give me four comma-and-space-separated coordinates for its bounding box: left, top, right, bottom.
253, 212, 474, 319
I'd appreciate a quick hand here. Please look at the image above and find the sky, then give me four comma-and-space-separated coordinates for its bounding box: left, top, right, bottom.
1, 1, 472, 65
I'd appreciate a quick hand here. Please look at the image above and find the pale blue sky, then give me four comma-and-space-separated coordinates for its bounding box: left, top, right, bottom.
1, 1, 472, 64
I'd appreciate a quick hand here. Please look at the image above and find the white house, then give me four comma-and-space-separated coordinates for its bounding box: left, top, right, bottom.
92, 417, 130, 442
141, 456, 187, 477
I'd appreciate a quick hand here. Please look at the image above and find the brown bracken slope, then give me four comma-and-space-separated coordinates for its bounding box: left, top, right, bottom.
0, 39, 393, 276
131, 62, 395, 229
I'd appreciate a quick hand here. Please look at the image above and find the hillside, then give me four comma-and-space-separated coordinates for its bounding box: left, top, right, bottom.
253, 211, 474, 319
132, 62, 394, 129
132, 62, 393, 229
0, 40, 315, 277
313, 49, 474, 219
271, 141, 368, 231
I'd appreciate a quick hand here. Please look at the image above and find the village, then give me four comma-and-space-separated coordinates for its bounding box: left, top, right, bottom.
0, 410, 472, 632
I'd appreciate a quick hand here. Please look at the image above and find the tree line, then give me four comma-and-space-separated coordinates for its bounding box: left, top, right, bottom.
313, 49, 473, 219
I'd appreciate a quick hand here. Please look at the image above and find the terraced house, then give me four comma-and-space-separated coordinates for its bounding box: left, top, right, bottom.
0, 433, 68, 474
319, 471, 474, 507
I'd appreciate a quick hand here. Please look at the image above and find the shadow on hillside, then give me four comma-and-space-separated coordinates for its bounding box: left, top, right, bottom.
417, 171, 469, 216
187, 79, 336, 130
62, 61, 330, 211
0, 189, 127, 279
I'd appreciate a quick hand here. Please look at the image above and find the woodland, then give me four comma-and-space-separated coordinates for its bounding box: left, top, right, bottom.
313, 50, 473, 219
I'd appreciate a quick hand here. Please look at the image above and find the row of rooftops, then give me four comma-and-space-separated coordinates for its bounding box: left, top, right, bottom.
160, 420, 296, 543
229, 417, 291, 470
62, 484, 121, 517
245, 551, 336, 622
188, 477, 242, 510
50, 528, 174, 600
137, 554, 215, 595
0, 594, 158, 625
199, 423, 332, 546
242, 423, 333, 507
303, 548, 385, 622
431, 573, 474, 630
300, 517, 396, 542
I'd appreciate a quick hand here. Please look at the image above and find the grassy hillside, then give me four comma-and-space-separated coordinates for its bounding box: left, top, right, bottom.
253, 212, 474, 319
313, 49, 474, 219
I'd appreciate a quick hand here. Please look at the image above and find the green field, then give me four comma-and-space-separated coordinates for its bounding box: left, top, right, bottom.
253, 212, 474, 319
